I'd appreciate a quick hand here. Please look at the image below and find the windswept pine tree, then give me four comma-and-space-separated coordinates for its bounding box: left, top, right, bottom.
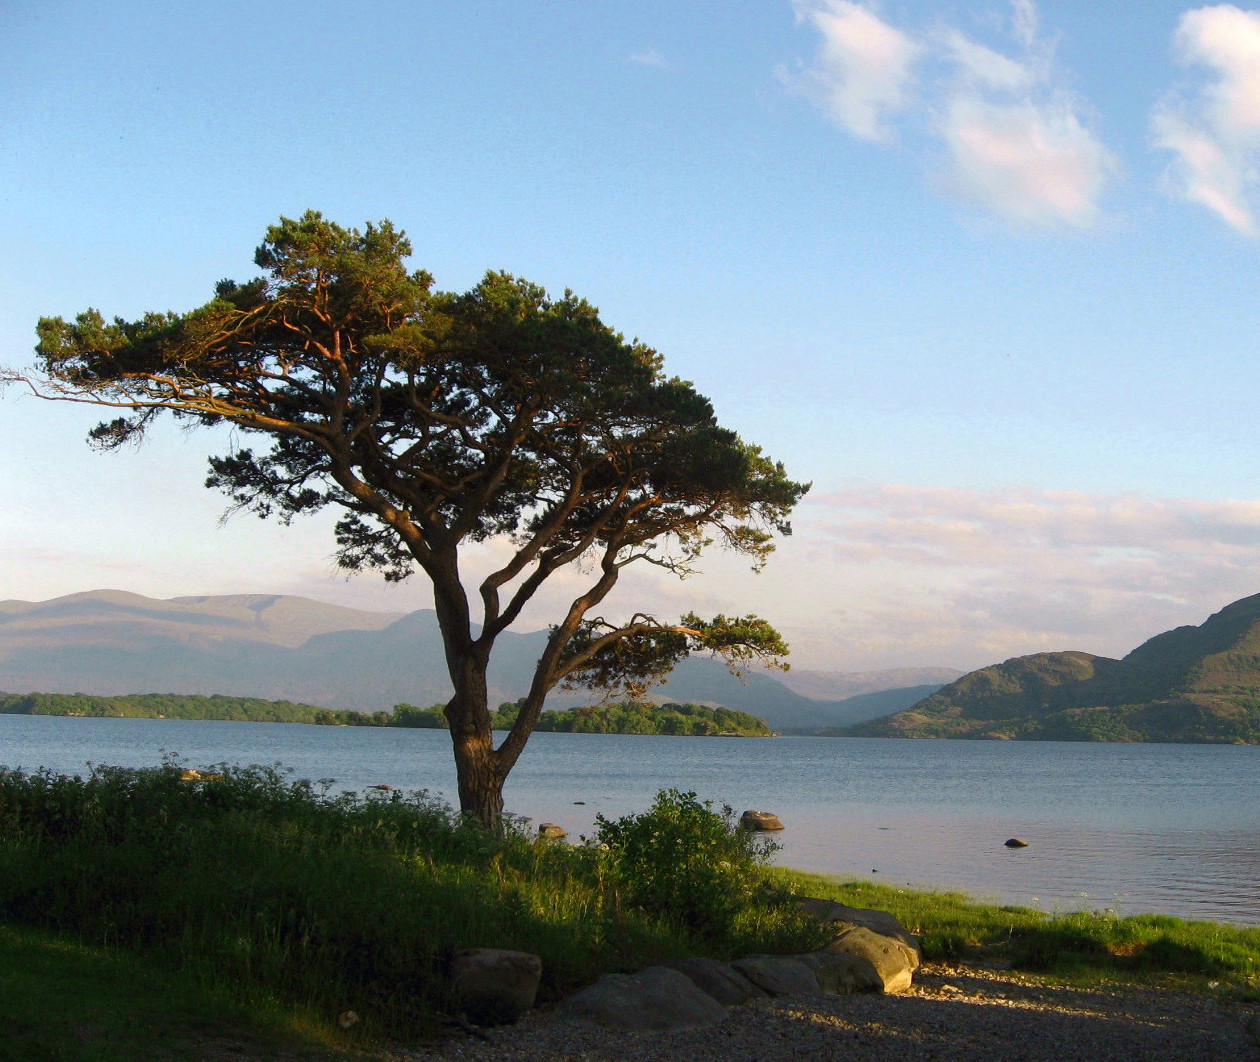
8, 213, 807, 824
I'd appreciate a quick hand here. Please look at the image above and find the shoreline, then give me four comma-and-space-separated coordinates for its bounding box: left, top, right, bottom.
775, 865, 1260, 933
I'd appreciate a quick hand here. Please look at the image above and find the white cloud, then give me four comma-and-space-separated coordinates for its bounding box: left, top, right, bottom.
1153, 4, 1260, 235
787, 1, 1117, 229
938, 96, 1117, 228
785, 0, 921, 142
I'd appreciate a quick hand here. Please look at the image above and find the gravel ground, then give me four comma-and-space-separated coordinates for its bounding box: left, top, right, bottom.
399, 963, 1260, 1062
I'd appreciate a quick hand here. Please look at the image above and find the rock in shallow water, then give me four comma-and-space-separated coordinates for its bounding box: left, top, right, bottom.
740, 809, 785, 831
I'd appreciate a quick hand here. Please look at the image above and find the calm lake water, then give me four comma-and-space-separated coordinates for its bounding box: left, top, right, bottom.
4, 714, 1259, 926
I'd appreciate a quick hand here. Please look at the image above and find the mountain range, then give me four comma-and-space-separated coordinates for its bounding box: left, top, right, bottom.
853, 592, 1260, 743
0, 591, 954, 731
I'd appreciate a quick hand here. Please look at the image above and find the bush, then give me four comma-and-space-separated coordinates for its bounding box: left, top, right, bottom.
593, 789, 780, 941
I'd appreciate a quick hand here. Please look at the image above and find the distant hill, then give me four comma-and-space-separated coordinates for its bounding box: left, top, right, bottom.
780, 684, 958, 735
851, 593, 1260, 743
0, 591, 932, 732
774, 666, 961, 701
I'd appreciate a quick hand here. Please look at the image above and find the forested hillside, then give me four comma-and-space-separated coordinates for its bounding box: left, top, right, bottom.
0, 692, 773, 736
851, 593, 1260, 743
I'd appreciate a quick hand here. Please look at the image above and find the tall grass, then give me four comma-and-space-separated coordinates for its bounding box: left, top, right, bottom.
0, 761, 821, 1041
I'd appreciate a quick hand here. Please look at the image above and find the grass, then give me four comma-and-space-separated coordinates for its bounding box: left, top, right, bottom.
773, 868, 1260, 996
2, 760, 1257, 1058
0, 921, 368, 1062
0, 762, 823, 1049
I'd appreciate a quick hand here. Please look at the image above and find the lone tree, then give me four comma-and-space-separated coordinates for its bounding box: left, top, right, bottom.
9, 212, 808, 825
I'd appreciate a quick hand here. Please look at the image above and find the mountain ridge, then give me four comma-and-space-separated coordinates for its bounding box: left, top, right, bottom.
853, 592, 1260, 743
0, 590, 949, 731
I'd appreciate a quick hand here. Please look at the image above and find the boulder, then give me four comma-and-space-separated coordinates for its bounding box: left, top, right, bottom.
739, 810, 785, 831
799, 950, 884, 994
556, 966, 728, 1031
1005, 838, 1029, 848
795, 898, 922, 968
730, 955, 820, 997
664, 956, 768, 1005
824, 926, 916, 994
448, 948, 542, 1025
537, 822, 567, 840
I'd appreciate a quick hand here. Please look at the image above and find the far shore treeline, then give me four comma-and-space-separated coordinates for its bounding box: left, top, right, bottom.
0, 691, 775, 737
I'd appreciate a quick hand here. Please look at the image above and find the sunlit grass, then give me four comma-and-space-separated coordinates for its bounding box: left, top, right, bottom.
772, 868, 1260, 996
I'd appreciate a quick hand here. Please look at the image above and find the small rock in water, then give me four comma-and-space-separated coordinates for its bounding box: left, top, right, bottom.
1005, 838, 1029, 848
573, 800, 586, 805
538, 822, 567, 840
740, 809, 785, 831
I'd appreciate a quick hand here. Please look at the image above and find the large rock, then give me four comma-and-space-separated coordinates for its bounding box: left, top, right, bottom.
730, 955, 820, 997
663, 957, 768, 1005
796, 898, 922, 968
556, 966, 728, 1032
824, 926, 916, 994
553, 900, 921, 1025
798, 950, 885, 994
448, 948, 542, 1025
740, 810, 785, 831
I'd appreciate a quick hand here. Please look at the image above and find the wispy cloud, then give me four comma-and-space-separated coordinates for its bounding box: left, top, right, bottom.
629, 47, 669, 69
785, 0, 1117, 229
1152, 4, 1260, 236
795, 483, 1260, 669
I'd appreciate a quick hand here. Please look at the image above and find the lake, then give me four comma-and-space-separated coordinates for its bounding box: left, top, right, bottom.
3, 714, 1259, 926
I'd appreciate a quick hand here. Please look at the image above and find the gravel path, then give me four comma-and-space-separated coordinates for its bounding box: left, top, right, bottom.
401, 964, 1260, 1062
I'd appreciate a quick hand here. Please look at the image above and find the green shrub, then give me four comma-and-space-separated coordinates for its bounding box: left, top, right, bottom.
593, 789, 779, 941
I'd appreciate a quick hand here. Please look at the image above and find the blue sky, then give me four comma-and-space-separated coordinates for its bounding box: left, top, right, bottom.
4, 0, 1260, 673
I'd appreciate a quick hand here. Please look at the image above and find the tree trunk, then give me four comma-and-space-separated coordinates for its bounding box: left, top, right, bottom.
450, 724, 505, 829
442, 644, 507, 828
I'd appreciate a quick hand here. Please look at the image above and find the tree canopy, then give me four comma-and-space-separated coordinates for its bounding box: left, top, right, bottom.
9, 211, 808, 823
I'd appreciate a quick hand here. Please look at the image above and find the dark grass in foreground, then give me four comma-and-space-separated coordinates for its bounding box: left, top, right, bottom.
0, 762, 822, 1048
0, 921, 368, 1062
2, 763, 1257, 1058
